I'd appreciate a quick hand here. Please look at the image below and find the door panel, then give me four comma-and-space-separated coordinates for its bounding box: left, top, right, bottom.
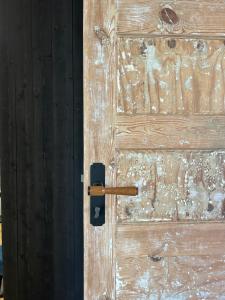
84, 1, 225, 299
116, 224, 225, 299
117, 150, 225, 222
117, 223, 225, 257
116, 115, 225, 149
116, 255, 225, 299
118, 38, 225, 115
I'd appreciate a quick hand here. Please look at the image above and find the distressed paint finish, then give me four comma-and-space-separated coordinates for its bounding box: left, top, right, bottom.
116, 115, 225, 149
118, 38, 225, 115
117, 0, 225, 36
116, 223, 225, 299
117, 223, 225, 257
116, 255, 225, 299
116, 150, 225, 222
85, 0, 225, 299
84, 0, 116, 299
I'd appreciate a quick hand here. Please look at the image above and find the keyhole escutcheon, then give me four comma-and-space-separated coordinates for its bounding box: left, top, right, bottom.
94, 207, 101, 219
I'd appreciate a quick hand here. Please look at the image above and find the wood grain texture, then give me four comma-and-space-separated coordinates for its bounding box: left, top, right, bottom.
117, 38, 225, 115
116, 254, 225, 299
84, 0, 116, 299
116, 223, 225, 299
0, 0, 18, 298
116, 150, 225, 222
116, 115, 225, 149
117, 0, 225, 36
88, 186, 138, 196
116, 223, 225, 257
85, 1, 225, 299
1, 0, 82, 299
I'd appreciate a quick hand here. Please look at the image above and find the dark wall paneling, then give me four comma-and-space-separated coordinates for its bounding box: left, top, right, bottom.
0, 0, 19, 298
0, 0, 83, 299
73, 0, 84, 298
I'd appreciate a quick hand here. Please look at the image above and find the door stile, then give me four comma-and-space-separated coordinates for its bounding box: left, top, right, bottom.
84, 1, 117, 299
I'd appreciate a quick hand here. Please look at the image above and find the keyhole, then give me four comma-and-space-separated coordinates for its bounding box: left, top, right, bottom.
94, 207, 101, 219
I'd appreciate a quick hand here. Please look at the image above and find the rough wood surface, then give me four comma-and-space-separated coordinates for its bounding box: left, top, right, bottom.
117, 38, 225, 115
84, 0, 116, 299
116, 223, 225, 299
116, 223, 225, 257
116, 150, 225, 222
116, 115, 225, 149
84, 1, 225, 299
116, 255, 225, 299
117, 0, 225, 36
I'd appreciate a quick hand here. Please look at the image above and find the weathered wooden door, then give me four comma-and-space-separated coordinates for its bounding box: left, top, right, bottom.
84, 1, 225, 299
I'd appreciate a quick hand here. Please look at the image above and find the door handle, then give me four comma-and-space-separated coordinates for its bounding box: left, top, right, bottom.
88, 186, 138, 196
89, 163, 138, 226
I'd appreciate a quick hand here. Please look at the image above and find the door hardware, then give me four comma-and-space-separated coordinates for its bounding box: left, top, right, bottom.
88, 186, 138, 196
89, 163, 138, 226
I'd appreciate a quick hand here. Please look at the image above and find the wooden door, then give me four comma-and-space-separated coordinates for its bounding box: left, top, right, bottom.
84, 1, 225, 299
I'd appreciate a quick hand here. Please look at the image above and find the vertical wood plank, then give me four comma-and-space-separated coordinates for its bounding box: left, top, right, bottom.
73, 0, 84, 299
51, 0, 77, 299
0, 0, 19, 298
31, 0, 54, 298
84, 0, 116, 299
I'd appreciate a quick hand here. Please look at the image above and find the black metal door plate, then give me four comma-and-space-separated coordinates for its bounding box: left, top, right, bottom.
90, 163, 105, 226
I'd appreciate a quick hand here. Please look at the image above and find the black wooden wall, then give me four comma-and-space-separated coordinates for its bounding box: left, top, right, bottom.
0, 0, 83, 299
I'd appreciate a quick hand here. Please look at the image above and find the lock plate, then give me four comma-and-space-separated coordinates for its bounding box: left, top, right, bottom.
90, 163, 105, 226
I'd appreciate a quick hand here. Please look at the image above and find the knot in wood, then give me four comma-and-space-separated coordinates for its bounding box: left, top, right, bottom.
160, 7, 179, 25
94, 26, 110, 45
167, 39, 176, 48
149, 256, 163, 262
207, 203, 214, 212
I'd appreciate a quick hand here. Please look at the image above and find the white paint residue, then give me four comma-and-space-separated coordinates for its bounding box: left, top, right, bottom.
213, 192, 225, 202
125, 64, 135, 72
189, 189, 198, 198
136, 272, 150, 291
117, 150, 225, 222
198, 291, 210, 298
95, 43, 104, 65
117, 70, 121, 92
121, 51, 126, 60
116, 264, 126, 291
215, 80, 221, 91
175, 58, 181, 81
185, 76, 193, 91
135, 178, 145, 192
157, 165, 164, 176
171, 279, 183, 288
163, 243, 169, 252
216, 63, 222, 71
179, 139, 190, 145
145, 45, 161, 84
109, 238, 112, 251
117, 106, 124, 113
159, 80, 168, 89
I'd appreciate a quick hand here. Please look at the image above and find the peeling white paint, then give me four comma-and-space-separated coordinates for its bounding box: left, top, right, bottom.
184, 76, 193, 91
136, 272, 150, 291
145, 45, 161, 84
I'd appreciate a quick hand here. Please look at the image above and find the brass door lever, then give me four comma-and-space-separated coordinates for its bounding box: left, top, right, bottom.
88, 186, 138, 196
89, 163, 138, 226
